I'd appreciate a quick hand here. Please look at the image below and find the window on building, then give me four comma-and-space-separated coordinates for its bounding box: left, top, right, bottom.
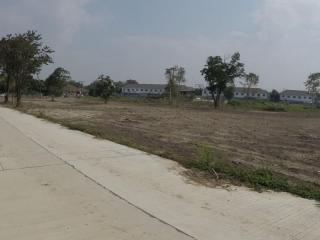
293, 96, 296, 98
235, 92, 239, 95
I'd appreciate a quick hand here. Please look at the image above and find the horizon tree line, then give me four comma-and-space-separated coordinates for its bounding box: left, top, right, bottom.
1, 30, 319, 107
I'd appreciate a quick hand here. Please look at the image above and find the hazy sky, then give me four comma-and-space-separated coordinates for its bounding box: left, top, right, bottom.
0, 0, 319, 91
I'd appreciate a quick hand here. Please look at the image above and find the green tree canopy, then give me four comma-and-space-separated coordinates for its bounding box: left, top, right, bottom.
201, 52, 245, 108
89, 75, 115, 103
305, 73, 320, 105
0, 31, 53, 106
45, 67, 70, 100
270, 89, 280, 102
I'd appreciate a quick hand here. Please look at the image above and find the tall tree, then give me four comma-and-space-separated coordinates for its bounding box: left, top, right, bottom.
165, 65, 186, 102
305, 73, 320, 105
45, 67, 70, 101
201, 52, 245, 108
0, 35, 14, 103
0, 31, 53, 106
165, 67, 178, 102
242, 72, 259, 98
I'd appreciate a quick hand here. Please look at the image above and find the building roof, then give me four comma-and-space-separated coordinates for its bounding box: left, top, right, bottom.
280, 90, 310, 96
235, 87, 268, 94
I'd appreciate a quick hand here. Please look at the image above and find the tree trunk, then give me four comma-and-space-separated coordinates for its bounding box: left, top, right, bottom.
15, 82, 21, 107
4, 74, 10, 103
51, 95, 55, 102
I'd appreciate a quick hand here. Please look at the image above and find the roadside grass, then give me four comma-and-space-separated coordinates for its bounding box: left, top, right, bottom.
227, 99, 319, 112
187, 145, 320, 201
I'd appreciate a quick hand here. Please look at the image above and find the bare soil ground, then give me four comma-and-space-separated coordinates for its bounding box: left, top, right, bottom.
16, 97, 320, 184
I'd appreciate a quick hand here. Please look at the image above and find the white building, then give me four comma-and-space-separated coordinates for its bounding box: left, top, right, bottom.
202, 87, 269, 100
280, 90, 312, 104
122, 84, 166, 96
122, 84, 194, 96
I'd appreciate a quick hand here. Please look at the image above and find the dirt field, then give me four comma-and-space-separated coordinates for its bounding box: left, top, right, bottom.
15, 97, 320, 184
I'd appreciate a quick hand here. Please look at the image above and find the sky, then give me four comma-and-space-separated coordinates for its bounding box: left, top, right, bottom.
0, 0, 319, 91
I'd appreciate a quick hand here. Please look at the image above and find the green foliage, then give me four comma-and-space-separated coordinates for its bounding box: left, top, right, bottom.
89, 75, 115, 103
201, 52, 245, 108
0, 74, 5, 93
0, 31, 53, 106
45, 67, 70, 99
305, 73, 320, 105
223, 85, 235, 101
125, 79, 139, 84
23, 77, 45, 95
67, 80, 82, 88
270, 89, 280, 102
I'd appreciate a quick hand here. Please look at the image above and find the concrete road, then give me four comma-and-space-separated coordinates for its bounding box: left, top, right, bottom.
0, 106, 320, 240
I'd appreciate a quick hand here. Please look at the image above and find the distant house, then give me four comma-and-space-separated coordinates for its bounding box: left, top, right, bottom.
63, 84, 88, 97
234, 87, 269, 100
202, 87, 268, 100
280, 90, 312, 104
121, 83, 194, 96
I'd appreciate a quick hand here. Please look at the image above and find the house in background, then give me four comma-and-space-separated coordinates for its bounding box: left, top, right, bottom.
202, 87, 269, 100
63, 83, 88, 97
121, 83, 194, 97
280, 90, 312, 104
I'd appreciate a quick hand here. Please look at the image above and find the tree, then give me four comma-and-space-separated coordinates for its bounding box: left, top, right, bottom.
90, 75, 115, 103
165, 65, 186, 102
201, 52, 245, 108
223, 85, 235, 101
165, 67, 179, 102
114, 81, 125, 94
305, 73, 320, 105
126, 79, 139, 85
175, 66, 186, 86
0, 31, 53, 106
45, 67, 70, 101
0, 74, 5, 93
270, 89, 280, 102
242, 72, 259, 98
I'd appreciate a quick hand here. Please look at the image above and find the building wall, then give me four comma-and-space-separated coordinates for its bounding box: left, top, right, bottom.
202, 89, 268, 100
122, 87, 165, 96
234, 91, 268, 100
280, 94, 312, 103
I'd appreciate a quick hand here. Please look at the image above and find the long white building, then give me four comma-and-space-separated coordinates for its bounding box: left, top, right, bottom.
280, 90, 313, 104
121, 83, 194, 96
202, 87, 269, 100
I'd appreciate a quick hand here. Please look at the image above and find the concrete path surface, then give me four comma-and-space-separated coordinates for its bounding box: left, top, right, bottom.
0, 106, 319, 240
